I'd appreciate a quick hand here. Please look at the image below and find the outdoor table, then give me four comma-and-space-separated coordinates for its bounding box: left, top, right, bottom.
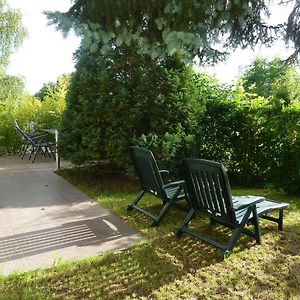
43, 129, 60, 170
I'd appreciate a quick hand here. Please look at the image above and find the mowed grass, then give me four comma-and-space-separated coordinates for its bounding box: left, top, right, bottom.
0, 165, 299, 300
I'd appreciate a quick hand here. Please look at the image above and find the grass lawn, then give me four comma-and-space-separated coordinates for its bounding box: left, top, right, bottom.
0, 165, 299, 299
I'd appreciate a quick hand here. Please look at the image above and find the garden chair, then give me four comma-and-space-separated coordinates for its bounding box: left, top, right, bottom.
12, 120, 42, 157
127, 146, 187, 226
176, 158, 289, 258
13, 122, 55, 163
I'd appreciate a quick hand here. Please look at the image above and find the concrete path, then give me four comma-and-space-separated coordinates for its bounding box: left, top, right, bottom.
0, 155, 141, 275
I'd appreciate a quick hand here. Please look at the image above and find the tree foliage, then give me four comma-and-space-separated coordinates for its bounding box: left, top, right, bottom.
0, 73, 70, 155
46, 0, 300, 64
0, 0, 27, 69
197, 84, 300, 193
59, 45, 206, 169
242, 57, 300, 106
34, 81, 56, 100
0, 71, 24, 104
34, 74, 70, 129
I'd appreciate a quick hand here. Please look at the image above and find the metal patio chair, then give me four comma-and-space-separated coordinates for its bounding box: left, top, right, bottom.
13, 121, 55, 163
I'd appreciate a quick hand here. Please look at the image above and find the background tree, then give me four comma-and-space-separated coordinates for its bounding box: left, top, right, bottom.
46, 0, 300, 64
34, 74, 71, 128
0, 73, 71, 155
0, 1, 70, 154
34, 81, 56, 100
0, 72, 25, 105
59, 44, 205, 169
242, 57, 300, 106
0, 0, 27, 70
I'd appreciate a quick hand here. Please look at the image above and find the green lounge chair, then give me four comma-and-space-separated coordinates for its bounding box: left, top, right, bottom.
176, 158, 289, 257
127, 146, 187, 226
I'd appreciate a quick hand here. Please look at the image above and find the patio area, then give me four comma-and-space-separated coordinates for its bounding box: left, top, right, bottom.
0, 155, 141, 275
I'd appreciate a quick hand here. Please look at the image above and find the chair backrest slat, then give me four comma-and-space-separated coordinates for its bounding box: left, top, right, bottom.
12, 121, 27, 142
192, 170, 207, 208
184, 158, 236, 223
212, 173, 227, 215
13, 123, 32, 143
130, 147, 165, 199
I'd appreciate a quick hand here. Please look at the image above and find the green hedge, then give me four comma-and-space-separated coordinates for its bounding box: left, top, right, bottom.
58, 49, 300, 193
197, 86, 300, 193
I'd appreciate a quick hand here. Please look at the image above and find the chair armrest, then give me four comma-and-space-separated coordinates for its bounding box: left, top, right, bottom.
27, 131, 42, 136
159, 170, 169, 175
159, 170, 169, 181
163, 180, 185, 189
31, 134, 49, 145
233, 196, 265, 211
30, 134, 48, 141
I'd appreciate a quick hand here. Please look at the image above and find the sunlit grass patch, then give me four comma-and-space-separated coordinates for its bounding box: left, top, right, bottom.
0, 166, 299, 299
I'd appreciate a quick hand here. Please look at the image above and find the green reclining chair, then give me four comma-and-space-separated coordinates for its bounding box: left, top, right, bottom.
127, 146, 187, 226
176, 158, 289, 258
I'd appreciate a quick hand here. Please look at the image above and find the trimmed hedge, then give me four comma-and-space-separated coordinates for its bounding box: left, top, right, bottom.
197, 86, 300, 192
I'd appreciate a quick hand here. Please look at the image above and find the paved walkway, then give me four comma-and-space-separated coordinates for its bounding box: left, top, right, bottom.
0, 155, 141, 275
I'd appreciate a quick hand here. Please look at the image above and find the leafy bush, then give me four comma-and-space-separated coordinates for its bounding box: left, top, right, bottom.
0, 73, 69, 155
60, 48, 300, 192
197, 83, 300, 192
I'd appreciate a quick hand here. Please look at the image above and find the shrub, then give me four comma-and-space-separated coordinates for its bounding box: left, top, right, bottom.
197, 83, 300, 192
59, 45, 209, 172
0, 74, 69, 155
59, 49, 300, 192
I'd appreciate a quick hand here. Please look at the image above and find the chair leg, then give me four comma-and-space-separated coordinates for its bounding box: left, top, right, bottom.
252, 206, 261, 244
18, 144, 25, 156
43, 146, 51, 157
29, 145, 37, 160
48, 146, 55, 160
21, 144, 29, 159
227, 207, 253, 251
31, 146, 41, 163
175, 208, 195, 237
28, 147, 33, 160
260, 209, 285, 230
151, 184, 185, 226
127, 191, 145, 211
152, 197, 177, 226
278, 210, 283, 230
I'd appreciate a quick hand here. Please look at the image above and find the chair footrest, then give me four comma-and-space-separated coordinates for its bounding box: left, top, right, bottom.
256, 199, 289, 216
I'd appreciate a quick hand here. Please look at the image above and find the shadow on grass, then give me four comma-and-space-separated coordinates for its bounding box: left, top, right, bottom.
27, 232, 223, 299
241, 221, 300, 299
4, 167, 296, 299
1, 217, 298, 299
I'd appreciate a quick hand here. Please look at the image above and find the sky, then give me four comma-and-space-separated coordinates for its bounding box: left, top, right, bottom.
7, 0, 81, 95
6, 1, 296, 94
